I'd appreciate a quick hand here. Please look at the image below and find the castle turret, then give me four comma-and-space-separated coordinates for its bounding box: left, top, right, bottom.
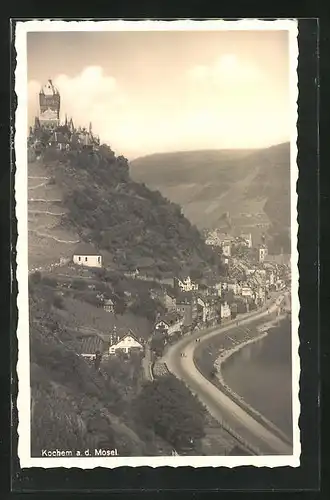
39, 79, 60, 128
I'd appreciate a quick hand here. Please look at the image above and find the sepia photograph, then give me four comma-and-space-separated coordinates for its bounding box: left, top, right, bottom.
15, 19, 299, 468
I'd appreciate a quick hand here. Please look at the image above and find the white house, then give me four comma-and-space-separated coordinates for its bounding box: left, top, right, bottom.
241, 285, 254, 298
196, 296, 208, 322
103, 298, 115, 313
174, 276, 199, 292
227, 281, 241, 295
73, 243, 102, 268
109, 331, 143, 355
220, 301, 231, 319
258, 244, 268, 263
222, 240, 232, 257
154, 312, 184, 336
240, 233, 253, 248
213, 282, 222, 297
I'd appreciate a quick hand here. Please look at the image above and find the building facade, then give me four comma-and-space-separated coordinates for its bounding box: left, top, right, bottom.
222, 240, 232, 257
39, 80, 61, 128
73, 243, 102, 268
258, 244, 268, 263
176, 293, 198, 327
154, 312, 184, 336
109, 332, 143, 355
240, 233, 253, 248
103, 298, 115, 313
220, 301, 231, 319
174, 276, 199, 292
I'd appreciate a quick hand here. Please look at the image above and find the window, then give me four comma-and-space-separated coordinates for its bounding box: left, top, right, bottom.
78, 256, 81, 262
98, 256, 101, 263
85, 257, 88, 262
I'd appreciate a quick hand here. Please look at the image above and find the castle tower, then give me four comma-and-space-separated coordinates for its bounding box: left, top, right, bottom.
39, 79, 60, 128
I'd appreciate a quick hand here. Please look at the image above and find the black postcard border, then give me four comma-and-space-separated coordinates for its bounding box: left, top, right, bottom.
1, 12, 322, 496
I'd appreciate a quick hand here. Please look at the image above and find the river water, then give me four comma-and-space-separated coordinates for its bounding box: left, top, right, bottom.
222, 317, 293, 440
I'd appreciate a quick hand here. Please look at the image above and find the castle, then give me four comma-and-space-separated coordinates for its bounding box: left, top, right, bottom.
28, 79, 100, 157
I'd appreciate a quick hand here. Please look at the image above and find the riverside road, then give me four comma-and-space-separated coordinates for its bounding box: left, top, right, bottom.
162, 292, 293, 456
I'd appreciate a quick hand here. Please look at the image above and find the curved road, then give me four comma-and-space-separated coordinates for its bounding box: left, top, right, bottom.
162, 293, 293, 456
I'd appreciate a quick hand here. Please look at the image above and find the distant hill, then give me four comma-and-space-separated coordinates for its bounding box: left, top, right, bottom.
130, 143, 291, 252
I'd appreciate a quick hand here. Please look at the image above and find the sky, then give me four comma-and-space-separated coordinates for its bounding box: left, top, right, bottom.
27, 29, 291, 160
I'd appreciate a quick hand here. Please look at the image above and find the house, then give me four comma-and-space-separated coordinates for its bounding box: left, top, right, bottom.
196, 296, 219, 324
154, 312, 184, 336
241, 284, 254, 299
73, 243, 102, 268
103, 298, 115, 313
150, 288, 177, 312
258, 244, 268, 263
213, 282, 222, 297
205, 231, 234, 248
176, 292, 198, 327
222, 240, 232, 257
255, 286, 266, 305
174, 276, 198, 292
196, 296, 208, 322
220, 301, 231, 320
266, 270, 275, 286
230, 303, 238, 319
240, 233, 253, 248
203, 278, 222, 297
109, 331, 144, 355
205, 295, 221, 324
227, 281, 241, 295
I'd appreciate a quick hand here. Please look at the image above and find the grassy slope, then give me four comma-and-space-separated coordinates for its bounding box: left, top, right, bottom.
130, 143, 291, 247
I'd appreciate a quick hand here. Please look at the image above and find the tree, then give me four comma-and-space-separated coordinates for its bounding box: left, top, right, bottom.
133, 375, 206, 452
114, 297, 126, 315
150, 333, 166, 357
189, 267, 203, 282
53, 295, 65, 309
71, 279, 87, 290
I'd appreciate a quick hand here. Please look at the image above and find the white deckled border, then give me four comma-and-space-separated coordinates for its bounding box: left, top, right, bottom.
15, 18, 300, 469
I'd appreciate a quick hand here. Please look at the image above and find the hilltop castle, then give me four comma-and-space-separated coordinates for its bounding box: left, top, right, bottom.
28, 79, 100, 157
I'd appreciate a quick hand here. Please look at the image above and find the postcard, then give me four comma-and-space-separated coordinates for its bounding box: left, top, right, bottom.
14, 18, 300, 468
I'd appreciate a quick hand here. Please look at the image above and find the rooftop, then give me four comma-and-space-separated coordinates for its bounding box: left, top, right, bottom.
156, 311, 183, 326
76, 335, 106, 355
73, 243, 101, 256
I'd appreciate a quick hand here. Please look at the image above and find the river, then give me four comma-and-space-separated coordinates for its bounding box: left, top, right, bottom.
221, 317, 293, 441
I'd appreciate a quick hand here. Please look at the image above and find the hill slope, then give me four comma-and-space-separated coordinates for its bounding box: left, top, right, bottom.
130, 143, 291, 251
28, 143, 222, 276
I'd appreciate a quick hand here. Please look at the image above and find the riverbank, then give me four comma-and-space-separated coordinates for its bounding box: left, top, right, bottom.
222, 315, 293, 439
214, 314, 292, 445
194, 312, 293, 447
163, 293, 293, 455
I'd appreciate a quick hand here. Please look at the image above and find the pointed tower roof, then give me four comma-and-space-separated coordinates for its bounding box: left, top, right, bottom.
40, 79, 60, 96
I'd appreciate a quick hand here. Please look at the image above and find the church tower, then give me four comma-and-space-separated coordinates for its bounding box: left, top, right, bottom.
39, 79, 60, 128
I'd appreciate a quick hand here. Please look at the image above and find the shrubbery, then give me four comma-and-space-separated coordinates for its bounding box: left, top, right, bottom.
59, 145, 223, 276
133, 375, 206, 452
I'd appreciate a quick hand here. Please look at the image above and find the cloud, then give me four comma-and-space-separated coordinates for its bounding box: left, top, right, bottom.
28, 66, 128, 147
188, 54, 264, 87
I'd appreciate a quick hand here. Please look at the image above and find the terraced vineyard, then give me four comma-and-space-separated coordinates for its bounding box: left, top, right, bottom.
28, 161, 80, 270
